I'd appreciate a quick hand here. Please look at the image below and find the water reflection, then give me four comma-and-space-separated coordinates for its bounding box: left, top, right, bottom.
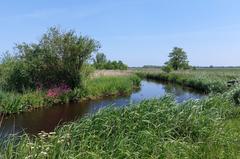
0, 80, 206, 138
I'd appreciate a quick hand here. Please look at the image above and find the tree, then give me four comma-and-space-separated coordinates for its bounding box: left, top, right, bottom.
94, 53, 107, 64
93, 53, 107, 69
1, 26, 100, 91
93, 53, 128, 70
165, 47, 189, 70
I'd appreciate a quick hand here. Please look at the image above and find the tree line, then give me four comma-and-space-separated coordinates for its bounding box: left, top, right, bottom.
93, 53, 128, 70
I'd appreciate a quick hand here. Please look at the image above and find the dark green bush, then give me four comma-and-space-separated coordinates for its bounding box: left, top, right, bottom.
1, 27, 100, 92
233, 89, 240, 105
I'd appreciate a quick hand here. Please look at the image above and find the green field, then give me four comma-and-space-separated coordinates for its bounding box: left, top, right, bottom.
1, 68, 240, 158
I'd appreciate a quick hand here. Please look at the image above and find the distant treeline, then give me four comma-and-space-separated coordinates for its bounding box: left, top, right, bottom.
142, 65, 162, 68
130, 65, 240, 69
93, 53, 128, 70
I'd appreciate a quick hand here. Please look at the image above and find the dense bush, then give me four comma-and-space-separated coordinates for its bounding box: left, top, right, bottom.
0, 27, 100, 92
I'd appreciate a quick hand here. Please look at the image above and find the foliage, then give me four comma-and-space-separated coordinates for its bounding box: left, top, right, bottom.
136, 68, 240, 93
0, 91, 45, 114
233, 89, 240, 105
86, 75, 140, 97
93, 53, 128, 70
162, 65, 173, 73
1, 94, 240, 158
165, 47, 190, 70
0, 27, 100, 92
93, 52, 107, 69
0, 75, 140, 114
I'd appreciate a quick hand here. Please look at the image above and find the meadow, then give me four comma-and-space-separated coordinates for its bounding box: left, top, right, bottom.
1, 68, 240, 158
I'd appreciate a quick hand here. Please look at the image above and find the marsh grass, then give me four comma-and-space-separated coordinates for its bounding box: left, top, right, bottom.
1, 69, 240, 158
136, 69, 240, 93
86, 75, 141, 97
0, 75, 141, 114
1, 93, 240, 158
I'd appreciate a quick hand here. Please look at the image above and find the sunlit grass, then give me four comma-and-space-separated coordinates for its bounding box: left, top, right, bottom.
1, 93, 240, 158
0, 75, 141, 114
136, 68, 240, 93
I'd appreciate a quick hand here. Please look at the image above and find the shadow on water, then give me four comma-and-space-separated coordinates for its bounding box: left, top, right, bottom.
0, 80, 206, 138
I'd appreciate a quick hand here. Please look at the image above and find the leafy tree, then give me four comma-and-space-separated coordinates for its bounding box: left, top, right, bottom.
94, 53, 107, 64
165, 47, 189, 70
93, 53, 107, 69
1, 27, 100, 92
162, 65, 173, 73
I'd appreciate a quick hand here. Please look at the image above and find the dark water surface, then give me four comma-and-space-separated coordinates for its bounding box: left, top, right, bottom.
0, 80, 206, 138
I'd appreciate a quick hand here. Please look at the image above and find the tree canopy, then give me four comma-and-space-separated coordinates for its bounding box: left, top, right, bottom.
0, 27, 100, 92
164, 47, 189, 71
93, 53, 128, 70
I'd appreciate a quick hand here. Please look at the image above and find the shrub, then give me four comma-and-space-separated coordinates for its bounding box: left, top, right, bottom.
162, 65, 173, 73
1, 27, 100, 92
233, 89, 240, 105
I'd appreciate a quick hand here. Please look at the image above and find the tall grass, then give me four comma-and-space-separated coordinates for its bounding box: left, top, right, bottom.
0, 75, 141, 114
0, 91, 45, 114
1, 69, 240, 158
1, 92, 240, 158
85, 75, 141, 98
136, 69, 240, 93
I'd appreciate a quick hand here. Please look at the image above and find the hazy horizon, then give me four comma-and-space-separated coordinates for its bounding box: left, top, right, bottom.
1, 0, 240, 67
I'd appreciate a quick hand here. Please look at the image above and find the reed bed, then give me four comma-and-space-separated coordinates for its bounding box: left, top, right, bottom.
0, 75, 141, 114
1, 92, 240, 158
136, 68, 240, 93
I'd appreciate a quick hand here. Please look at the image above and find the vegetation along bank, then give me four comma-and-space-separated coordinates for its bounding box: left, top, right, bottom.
1, 27, 240, 158
0, 27, 140, 114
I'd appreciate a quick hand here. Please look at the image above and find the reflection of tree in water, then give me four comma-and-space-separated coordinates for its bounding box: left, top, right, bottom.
163, 84, 174, 94
133, 87, 141, 94
163, 84, 186, 97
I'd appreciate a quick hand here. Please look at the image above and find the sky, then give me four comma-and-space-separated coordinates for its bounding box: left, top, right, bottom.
0, 0, 240, 67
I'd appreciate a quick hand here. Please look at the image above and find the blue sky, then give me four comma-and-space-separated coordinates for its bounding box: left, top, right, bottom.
0, 0, 240, 67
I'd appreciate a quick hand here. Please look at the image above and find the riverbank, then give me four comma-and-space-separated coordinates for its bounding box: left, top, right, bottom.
1, 91, 240, 158
0, 75, 140, 114
1, 69, 240, 158
136, 69, 240, 93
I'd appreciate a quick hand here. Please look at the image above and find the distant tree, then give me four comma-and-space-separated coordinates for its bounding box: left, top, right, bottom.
117, 60, 128, 70
93, 53, 107, 69
93, 53, 128, 70
162, 65, 173, 73
94, 53, 107, 64
165, 47, 189, 70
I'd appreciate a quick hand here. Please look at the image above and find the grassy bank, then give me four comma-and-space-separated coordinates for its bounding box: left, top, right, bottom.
1, 91, 240, 158
2, 69, 240, 158
0, 75, 140, 114
136, 69, 240, 93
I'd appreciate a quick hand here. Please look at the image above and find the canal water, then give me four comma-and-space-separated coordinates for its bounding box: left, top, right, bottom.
0, 80, 206, 138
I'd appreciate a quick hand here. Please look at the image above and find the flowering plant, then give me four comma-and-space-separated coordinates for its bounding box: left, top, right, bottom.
47, 83, 71, 98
